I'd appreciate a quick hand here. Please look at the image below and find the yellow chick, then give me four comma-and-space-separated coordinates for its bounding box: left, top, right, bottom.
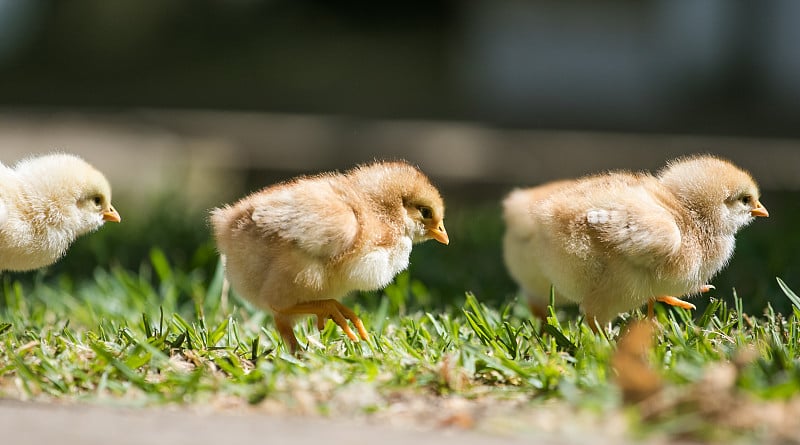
210, 161, 448, 351
503, 155, 768, 327
0, 153, 121, 272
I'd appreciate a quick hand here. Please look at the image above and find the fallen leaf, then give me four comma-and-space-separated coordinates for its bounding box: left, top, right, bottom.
612, 320, 662, 403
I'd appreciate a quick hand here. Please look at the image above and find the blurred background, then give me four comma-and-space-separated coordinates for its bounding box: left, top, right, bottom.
1, 0, 800, 314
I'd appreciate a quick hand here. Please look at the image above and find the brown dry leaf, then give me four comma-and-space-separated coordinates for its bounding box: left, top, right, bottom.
612, 320, 663, 404
439, 411, 476, 429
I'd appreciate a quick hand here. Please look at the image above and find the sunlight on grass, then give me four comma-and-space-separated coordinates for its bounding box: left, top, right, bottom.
2, 249, 800, 442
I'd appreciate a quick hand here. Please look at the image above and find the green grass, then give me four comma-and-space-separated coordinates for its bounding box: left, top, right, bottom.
2, 245, 800, 442
2, 193, 800, 443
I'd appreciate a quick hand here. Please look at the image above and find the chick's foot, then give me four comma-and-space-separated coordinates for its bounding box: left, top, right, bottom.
647, 295, 698, 318
279, 299, 368, 343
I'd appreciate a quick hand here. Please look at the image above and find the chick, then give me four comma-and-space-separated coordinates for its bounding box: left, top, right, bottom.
503, 155, 768, 327
502, 179, 576, 319
0, 153, 121, 272
210, 161, 448, 351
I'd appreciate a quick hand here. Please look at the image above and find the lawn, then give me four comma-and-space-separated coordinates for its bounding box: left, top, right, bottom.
2, 198, 800, 443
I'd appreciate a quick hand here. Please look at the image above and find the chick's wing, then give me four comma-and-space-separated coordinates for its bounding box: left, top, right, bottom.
549, 177, 682, 267
250, 177, 359, 260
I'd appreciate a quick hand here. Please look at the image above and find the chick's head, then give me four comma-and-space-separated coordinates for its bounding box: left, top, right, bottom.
403, 185, 448, 245
16, 154, 121, 235
659, 155, 768, 234
350, 161, 448, 245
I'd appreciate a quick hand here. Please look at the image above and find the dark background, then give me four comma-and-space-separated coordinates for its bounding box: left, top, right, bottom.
3, 1, 800, 135
1, 0, 799, 315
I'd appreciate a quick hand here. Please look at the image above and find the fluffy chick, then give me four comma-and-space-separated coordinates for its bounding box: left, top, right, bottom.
503, 155, 768, 326
210, 161, 448, 351
0, 153, 121, 272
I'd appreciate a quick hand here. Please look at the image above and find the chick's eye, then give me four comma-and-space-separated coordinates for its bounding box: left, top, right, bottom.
418, 206, 433, 219
92, 196, 102, 206
740, 195, 752, 205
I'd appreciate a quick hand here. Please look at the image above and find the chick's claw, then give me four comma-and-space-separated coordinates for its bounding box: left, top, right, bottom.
656, 295, 697, 311
319, 301, 369, 342
698, 284, 715, 293
648, 295, 698, 318
282, 299, 368, 343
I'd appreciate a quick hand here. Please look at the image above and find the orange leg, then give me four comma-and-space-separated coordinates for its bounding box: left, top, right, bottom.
648, 284, 713, 318
274, 313, 300, 352
275, 299, 368, 351
656, 296, 696, 310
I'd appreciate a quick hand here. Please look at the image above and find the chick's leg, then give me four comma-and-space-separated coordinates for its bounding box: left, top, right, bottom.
647, 285, 714, 318
274, 313, 300, 352
647, 296, 696, 318
656, 296, 697, 310
278, 299, 369, 342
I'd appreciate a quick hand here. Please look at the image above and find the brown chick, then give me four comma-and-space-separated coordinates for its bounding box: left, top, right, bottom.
210, 161, 448, 351
503, 155, 768, 327
0, 153, 121, 272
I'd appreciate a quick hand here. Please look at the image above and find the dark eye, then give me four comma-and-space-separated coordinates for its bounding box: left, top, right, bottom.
92, 196, 102, 206
418, 206, 433, 219
740, 195, 752, 205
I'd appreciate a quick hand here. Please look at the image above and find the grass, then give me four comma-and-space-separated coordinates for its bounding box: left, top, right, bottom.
2, 245, 800, 443
2, 195, 800, 443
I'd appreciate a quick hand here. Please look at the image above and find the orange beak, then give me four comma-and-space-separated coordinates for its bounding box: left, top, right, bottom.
751, 201, 769, 218
427, 222, 449, 245
103, 206, 122, 223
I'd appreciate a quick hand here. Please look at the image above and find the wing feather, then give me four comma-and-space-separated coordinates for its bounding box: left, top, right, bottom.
586, 185, 681, 266
249, 177, 359, 260
546, 176, 682, 267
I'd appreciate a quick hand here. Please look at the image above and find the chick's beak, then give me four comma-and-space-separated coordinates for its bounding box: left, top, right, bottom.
103, 206, 122, 223
426, 222, 449, 245
751, 201, 769, 218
